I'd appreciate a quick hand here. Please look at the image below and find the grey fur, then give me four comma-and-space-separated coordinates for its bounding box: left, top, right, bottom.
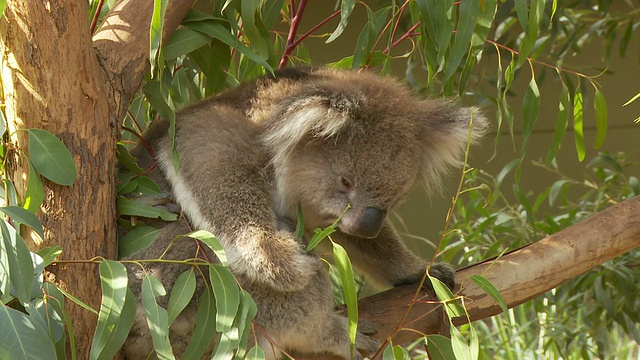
122, 67, 486, 359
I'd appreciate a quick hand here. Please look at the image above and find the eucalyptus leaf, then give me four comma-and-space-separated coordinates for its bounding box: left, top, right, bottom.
141, 274, 174, 359
118, 226, 161, 258
0, 304, 56, 360
167, 269, 197, 325
26, 129, 77, 186
209, 264, 240, 332
0, 206, 44, 238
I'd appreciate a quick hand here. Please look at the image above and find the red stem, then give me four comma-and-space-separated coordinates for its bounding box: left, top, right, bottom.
90, 0, 105, 34
382, 21, 421, 55
291, 10, 341, 49
278, 0, 308, 69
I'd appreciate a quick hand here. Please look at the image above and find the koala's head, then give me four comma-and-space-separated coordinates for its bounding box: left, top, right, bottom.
262, 68, 486, 239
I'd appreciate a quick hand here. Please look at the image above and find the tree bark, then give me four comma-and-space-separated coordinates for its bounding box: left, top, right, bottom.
302, 195, 640, 359
0, 0, 193, 357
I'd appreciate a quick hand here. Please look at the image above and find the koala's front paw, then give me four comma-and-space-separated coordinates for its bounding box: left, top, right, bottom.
428, 262, 456, 291
354, 332, 381, 360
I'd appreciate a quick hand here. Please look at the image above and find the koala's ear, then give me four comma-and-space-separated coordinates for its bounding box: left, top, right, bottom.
419, 103, 487, 190
261, 94, 359, 154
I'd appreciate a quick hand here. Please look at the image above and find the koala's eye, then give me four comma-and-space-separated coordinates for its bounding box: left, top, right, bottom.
339, 176, 354, 192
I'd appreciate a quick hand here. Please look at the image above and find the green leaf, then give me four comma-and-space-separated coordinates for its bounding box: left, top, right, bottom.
0, 220, 33, 303
234, 290, 258, 358
2, 179, 18, 208
331, 241, 358, 357
306, 226, 337, 251
116, 143, 143, 174
90, 260, 133, 360
117, 196, 178, 221
593, 88, 608, 149
451, 325, 472, 360
240, 0, 269, 59
23, 162, 44, 213
444, 0, 479, 82
42, 282, 74, 359
573, 87, 585, 161
0, 304, 57, 360
26, 129, 77, 186
545, 84, 570, 165
470, 275, 508, 314
514, 0, 529, 32
261, 0, 285, 29
167, 269, 197, 325
327, 0, 356, 43
150, 0, 167, 75
118, 226, 161, 258
187, 20, 273, 74
186, 230, 227, 266
182, 288, 217, 360
522, 77, 540, 145
246, 345, 266, 360
426, 334, 455, 360
141, 274, 175, 359
429, 274, 463, 318
103, 288, 137, 360
163, 27, 211, 60
36, 246, 62, 267
619, 20, 634, 58
0, 206, 44, 238
208, 264, 240, 332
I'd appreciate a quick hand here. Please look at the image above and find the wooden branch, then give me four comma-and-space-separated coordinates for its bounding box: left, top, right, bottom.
301, 196, 640, 359
93, 0, 196, 119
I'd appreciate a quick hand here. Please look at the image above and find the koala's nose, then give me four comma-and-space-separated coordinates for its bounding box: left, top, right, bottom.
354, 207, 386, 238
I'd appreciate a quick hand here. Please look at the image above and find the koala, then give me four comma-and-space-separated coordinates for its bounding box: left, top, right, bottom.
122, 67, 486, 359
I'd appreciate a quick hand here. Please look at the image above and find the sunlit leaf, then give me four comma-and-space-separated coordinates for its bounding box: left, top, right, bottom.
209, 264, 240, 332
0, 220, 33, 303
331, 241, 358, 356
0, 304, 56, 359
187, 230, 227, 266
90, 260, 134, 360
150, 0, 168, 75
141, 274, 174, 359
0, 206, 44, 238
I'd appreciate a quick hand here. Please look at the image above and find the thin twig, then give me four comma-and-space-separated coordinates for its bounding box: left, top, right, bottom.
279, 0, 308, 69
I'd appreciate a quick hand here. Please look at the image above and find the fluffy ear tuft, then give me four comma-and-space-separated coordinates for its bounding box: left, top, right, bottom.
261, 95, 358, 156
419, 105, 488, 193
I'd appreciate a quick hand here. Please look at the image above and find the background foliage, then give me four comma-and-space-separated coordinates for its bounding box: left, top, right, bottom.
0, 0, 638, 359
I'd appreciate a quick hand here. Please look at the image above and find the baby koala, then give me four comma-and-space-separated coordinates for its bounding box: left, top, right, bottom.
123, 67, 486, 359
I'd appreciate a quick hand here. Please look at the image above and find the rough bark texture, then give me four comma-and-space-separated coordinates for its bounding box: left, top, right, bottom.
302, 195, 640, 359
0, 0, 193, 357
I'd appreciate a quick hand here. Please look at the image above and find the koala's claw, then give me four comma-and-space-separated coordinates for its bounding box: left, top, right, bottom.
356, 332, 381, 358
428, 262, 456, 291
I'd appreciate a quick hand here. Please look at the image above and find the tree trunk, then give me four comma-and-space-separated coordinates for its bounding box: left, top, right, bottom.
0, 0, 194, 357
